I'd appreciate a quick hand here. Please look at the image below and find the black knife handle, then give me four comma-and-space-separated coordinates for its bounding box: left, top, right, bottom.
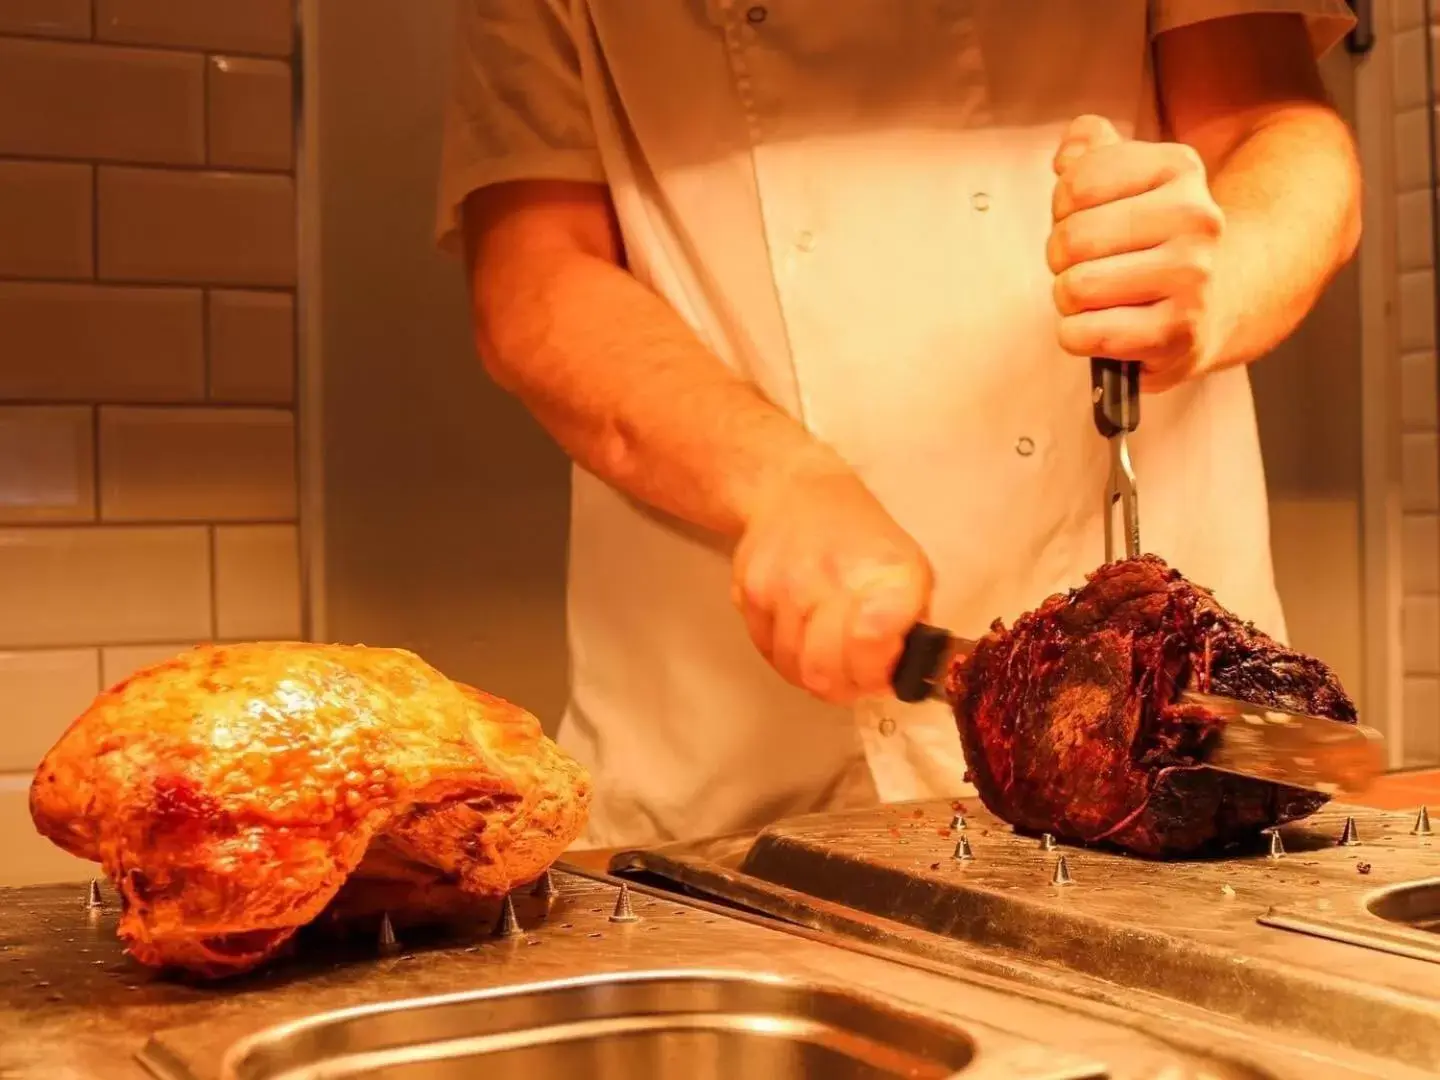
1091, 357, 1141, 438
891, 623, 951, 703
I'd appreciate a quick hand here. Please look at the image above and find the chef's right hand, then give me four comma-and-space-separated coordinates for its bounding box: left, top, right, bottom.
731, 450, 933, 705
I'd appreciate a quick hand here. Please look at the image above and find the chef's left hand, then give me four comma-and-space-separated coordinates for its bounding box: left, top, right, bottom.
1047, 114, 1228, 392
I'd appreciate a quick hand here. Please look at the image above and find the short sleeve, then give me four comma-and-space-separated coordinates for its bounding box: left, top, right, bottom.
1148, 0, 1356, 57
436, 0, 607, 252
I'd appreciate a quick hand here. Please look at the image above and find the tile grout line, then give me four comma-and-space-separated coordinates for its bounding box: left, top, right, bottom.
207, 524, 219, 643
202, 289, 212, 399
0, 152, 292, 179
201, 38, 212, 401
0, 28, 290, 62
203, 42, 213, 170
89, 163, 99, 279
0, 279, 288, 296
0, 518, 298, 530
1, 639, 264, 656
90, 403, 100, 521
0, 271, 297, 290
0, 398, 294, 410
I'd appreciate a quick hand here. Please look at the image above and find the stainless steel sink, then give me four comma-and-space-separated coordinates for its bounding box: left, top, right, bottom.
1260, 876, 1440, 967
219, 970, 1026, 1080
1368, 878, 1440, 934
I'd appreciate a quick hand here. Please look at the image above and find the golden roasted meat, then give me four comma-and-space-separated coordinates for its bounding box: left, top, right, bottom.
29, 642, 590, 978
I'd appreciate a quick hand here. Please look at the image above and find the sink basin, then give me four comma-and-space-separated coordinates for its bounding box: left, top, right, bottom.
1258, 876, 1440, 968
1368, 878, 1440, 935
218, 970, 1018, 1080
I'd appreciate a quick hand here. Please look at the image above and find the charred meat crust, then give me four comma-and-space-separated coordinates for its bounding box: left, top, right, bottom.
950, 554, 1356, 857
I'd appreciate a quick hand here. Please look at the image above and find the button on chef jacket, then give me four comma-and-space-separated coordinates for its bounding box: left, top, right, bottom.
438, 0, 1354, 849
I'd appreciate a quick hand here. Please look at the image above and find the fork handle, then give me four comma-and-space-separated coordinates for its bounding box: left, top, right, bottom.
1091, 357, 1141, 438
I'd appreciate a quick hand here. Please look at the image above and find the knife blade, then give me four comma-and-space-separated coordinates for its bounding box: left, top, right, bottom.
1178, 691, 1385, 797
890, 622, 1386, 797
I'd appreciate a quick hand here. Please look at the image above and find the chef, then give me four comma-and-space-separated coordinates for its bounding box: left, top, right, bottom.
437, 1, 1361, 849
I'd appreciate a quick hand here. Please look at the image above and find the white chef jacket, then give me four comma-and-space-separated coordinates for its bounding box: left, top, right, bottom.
438, 0, 1354, 849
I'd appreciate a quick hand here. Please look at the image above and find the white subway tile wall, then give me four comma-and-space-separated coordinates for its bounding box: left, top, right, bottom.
99, 642, 200, 687
208, 289, 296, 404
96, 0, 294, 57
98, 405, 296, 521
1397, 0, 1425, 33
0, 2, 300, 884
0, 406, 95, 522
97, 166, 297, 285
0, 649, 99, 772
1401, 349, 1440, 431
1403, 512, 1440, 595
0, 38, 204, 164
207, 56, 293, 170
214, 524, 302, 639
0, 0, 91, 40
1397, 189, 1435, 272
0, 525, 213, 647
0, 161, 93, 278
0, 283, 205, 401
1394, 11, 1440, 757
1404, 675, 1440, 764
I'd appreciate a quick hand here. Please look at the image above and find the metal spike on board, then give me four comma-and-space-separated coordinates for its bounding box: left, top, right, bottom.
609, 883, 640, 924
1051, 856, 1074, 887
1413, 806, 1433, 837
1267, 830, 1285, 860
1338, 816, 1360, 847
531, 869, 557, 902
494, 894, 522, 938
378, 913, 399, 954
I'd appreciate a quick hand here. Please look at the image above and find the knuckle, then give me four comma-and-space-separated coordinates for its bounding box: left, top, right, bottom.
1054, 266, 1092, 314
1162, 238, 1213, 285
1063, 169, 1101, 212
1046, 227, 1070, 273
1162, 308, 1198, 352
1193, 201, 1224, 239
740, 571, 768, 611
1170, 142, 1205, 174
1056, 315, 1098, 356
799, 666, 834, 698
1050, 219, 1092, 270
1052, 271, 1073, 314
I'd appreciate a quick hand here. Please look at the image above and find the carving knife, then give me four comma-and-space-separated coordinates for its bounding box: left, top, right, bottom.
890, 622, 1386, 798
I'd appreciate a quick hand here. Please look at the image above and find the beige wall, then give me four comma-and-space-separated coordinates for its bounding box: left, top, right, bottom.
1251, 42, 1366, 716
0, 1, 302, 884
308, 0, 572, 726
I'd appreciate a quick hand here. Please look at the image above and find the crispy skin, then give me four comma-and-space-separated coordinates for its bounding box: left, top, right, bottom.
29, 643, 590, 978
951, 555, 1357, 857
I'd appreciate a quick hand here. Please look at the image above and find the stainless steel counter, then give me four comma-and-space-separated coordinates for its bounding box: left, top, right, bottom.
613, 799, 1440, 1076
0, 866, 1419, 1080
5, 794, 1440, 1080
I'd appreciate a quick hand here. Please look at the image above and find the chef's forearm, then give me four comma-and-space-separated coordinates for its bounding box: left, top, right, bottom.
1204, 106, 1361, 372
463, 186, 833, 540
